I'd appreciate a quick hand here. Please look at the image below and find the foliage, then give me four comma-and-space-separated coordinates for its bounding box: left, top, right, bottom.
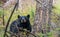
37, 28, 60, 37
0, 9, 3, 17
0, 0, 60, 37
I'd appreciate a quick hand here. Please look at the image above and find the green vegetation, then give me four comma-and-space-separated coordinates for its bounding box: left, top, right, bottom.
0, 9, 3, 17
0, 0, 60, 37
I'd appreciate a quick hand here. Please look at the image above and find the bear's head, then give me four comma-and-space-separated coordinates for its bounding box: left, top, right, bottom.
18, 15, 30, 24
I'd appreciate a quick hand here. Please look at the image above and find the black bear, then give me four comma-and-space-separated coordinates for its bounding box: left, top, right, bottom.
10, 15, 32, 33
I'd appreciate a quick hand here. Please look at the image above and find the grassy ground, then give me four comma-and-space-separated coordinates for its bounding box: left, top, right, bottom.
0, 0, 60, 37
0, 25, 5, 37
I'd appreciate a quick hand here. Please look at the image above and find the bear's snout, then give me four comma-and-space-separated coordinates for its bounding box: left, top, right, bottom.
21, 19, 26, 23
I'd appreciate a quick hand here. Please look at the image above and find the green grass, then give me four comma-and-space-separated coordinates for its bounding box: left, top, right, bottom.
0, 25, 5, 37
0, 0, 60, 37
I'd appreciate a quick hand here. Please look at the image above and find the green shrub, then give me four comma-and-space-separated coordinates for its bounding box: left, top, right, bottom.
0, 9, 3, 17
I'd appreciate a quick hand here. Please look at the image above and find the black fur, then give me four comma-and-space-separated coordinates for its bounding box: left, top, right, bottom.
10, 15, 32, 33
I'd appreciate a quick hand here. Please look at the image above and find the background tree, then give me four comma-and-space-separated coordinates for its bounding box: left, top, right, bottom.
33, 0, 53, 37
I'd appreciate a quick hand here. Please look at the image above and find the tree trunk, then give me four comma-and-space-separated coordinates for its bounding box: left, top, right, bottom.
33, 0, 53, 37
47, 0, 53, 32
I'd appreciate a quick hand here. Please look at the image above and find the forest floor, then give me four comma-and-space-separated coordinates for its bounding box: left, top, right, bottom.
0, 0, 60, 37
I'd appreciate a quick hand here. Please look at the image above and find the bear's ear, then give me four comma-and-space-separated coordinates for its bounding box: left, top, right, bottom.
18, 15, 20, 18
27, 14, 30, 18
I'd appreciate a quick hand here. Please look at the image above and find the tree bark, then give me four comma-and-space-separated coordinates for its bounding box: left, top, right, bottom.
47, 0, 53, 32
33, 0, 53, 37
